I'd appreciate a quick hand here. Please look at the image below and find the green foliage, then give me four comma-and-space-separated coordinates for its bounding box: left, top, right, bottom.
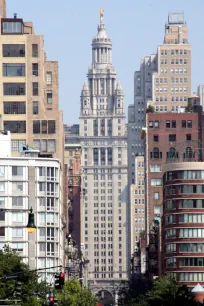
146, 105, 154, 113
0, 245, 49, 306
131, 277, 200, 306
55, 279, 97, 306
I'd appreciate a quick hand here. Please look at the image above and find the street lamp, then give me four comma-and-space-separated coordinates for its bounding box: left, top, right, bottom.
26, 207, 36, 233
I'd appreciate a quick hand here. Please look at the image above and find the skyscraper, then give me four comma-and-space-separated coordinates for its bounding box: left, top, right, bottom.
79, 10, 129, 292
128, 13, 191, 185
0, 0, 64, 164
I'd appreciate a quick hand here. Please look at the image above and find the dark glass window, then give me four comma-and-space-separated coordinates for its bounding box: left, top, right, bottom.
3, 83, 25, 95
154, 135, 159, 142
47, 90, 52, 103
48, 121, 56, 134
166, 120, 171, 128
4, 121, 26, 133
182, 120, 186, 128
2, 21, 23, 34
33, 120, 40, 134
32, 44, 38, 57
3, 44, 25, 57
32, 82, 38, 96
32, 101, 38, 115
4, 102, 26, 114
41, 120, 47, 134
172, 120, 176, 128
187, 120, 192, 128
32, 63, 38, 76
169, 134, 176, 142
3, 63, 25, 76
186, 134, 191, 141
0, 227, 5, 236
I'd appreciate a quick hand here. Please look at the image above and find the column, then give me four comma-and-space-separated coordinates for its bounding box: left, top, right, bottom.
99, 48, 101, 62
98, 79, 100, 95
109, 78, 111, 95
92, 78, 95, 95
105, 148, 108, 165
95, 49, 97, 62
92, 49, 95, 63
110, 49, 112, 63
104, 78, 106, 95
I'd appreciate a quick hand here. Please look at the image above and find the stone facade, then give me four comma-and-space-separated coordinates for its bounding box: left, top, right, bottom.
79, 12, 129, 292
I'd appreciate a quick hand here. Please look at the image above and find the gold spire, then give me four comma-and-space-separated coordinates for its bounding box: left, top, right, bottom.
99, 8, 104, 23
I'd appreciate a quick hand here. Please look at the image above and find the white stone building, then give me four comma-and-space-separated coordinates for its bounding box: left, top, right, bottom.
0, 134, 64, 283
79, 11, 129, 292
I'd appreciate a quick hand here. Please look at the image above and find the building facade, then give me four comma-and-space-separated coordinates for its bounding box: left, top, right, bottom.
130, 155, 145, 254
79, 11, 129, 292
64, 131, 81, 249
0, 134, 63, 283
0, 0, 64, 164
128, 13, 191, 185
163, 162, 204, 287
143, 112, 200, 238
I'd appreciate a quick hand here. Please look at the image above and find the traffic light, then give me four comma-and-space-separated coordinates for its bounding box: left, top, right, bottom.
13, 280, 22, 298
59, 272, 65, 287
54, 273, 60, 290
49, 296, 54, 306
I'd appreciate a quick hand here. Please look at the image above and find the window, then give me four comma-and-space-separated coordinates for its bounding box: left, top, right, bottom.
48, 121, 56, 134
187, 120, 192, 128
151, 179, 162, 186
186, 134, 191, 141
47, 90, 52, 103
12, 182, 23, 193
2, 21, 23, 33
169, 134, 176, 142
4, 83, 25, 95
46, 72, 52, 85
11, 140, 26, 152
154, 192, 159, 200
12, 166, 23, 176
153, 135, 159, 142
155, 121, 159, 128
3, 44, 25, 57
149, 121, 153, 128
151, 147, 162, 159
3, 63, 25, 76
41, 121, 47, 134
182, 120, 186, 128
33, 121, 40, 134
32, 44, 38, 57
32, 101, 38, 115
0, 183, 4, 192
12, 212, 23, 223
32, 63, 38, 76
33, 82, 38, 96
172, 120, 176, 128
12, 228, 23, 237
166, 120, 170, 128
12, 197, 23, 207
150, 164, 162, 172
185, 147, 193, 159
0, 227, 5, 237
4, 121, 26, 133
48, 140, 56, 153
0, 211, 5, 221
0, 167, 4, 177
4, 102, 26, 114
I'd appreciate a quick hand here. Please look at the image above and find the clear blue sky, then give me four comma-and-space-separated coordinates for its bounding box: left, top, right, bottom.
7, 0, 204, 124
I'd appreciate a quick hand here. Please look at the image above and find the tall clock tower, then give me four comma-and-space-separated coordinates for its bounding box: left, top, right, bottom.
79, 10, 129, 294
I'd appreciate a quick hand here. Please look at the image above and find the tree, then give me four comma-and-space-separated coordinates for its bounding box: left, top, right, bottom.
132, 277, 201, 306
55, 279, 98, 306
146, 105, 154, 113
0, 245, 49, 306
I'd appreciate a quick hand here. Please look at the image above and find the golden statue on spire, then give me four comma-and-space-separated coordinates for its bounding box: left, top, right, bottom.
99, 8, 104, 23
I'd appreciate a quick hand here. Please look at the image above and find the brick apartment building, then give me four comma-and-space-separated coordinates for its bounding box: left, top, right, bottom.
142, 111, 201, 277
163, 162, 204, 287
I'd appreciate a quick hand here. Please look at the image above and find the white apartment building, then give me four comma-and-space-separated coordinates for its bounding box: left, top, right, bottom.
0, 133, 64, 283
79, 11, 129, 293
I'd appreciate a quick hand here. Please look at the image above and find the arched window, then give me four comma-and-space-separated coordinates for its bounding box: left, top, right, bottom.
84, 100, 87, 106
153, 147, 159, 159
169, 147, 176, 158
185, 147, 193, 158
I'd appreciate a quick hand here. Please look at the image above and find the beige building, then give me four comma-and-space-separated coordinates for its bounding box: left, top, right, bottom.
0, 0, 64, 164
130, 155, 145, 254
153, 13, 191, 112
